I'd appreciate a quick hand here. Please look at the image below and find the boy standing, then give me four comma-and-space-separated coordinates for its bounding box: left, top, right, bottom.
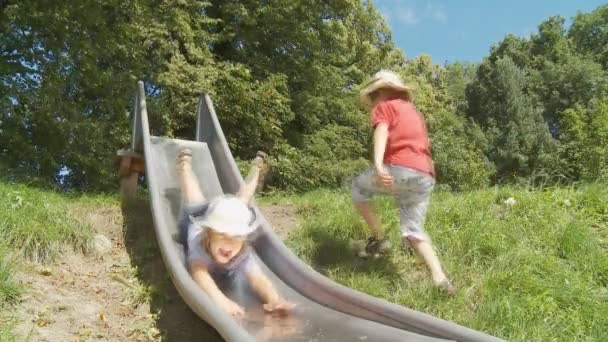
352, 70, 455, 296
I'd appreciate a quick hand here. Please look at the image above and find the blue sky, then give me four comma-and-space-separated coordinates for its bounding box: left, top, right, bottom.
373, 0, 606, 64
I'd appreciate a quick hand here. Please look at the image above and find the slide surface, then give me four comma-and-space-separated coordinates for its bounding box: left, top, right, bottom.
131, 82, 503, 342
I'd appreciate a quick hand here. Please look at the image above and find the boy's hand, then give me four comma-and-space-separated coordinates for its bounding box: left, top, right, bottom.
375, 166, 394, 187
263, 300, 296, 315
220, 299, 245, 318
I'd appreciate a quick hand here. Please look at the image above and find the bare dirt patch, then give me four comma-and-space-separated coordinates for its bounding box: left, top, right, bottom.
257, 203, 299, 240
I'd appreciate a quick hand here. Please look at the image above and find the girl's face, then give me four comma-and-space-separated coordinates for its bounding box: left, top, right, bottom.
205, 229, 245, 264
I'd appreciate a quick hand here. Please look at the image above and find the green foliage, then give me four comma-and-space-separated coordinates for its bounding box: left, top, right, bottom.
444, 62, 477, 112
212, 69, 293, 157
427, 110, 492, 191
559, 93, 608, 181
569, 4, 608, 69
271, 141, 369, 192
273, 183, 608, 341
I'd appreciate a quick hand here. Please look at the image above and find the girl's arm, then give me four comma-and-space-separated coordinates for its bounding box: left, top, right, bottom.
191, 261, 245, 317
247, 271, 295, 313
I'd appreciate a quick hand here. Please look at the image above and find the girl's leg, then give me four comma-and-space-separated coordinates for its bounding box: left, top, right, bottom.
237, 151, 268, 203
176, 148, 206, 206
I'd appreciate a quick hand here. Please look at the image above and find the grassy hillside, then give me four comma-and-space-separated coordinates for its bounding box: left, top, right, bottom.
2, 180, 607, 341
0, 181, 116, 337
265, 183, 608, 341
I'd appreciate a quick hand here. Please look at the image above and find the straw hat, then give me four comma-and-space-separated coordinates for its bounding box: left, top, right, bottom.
190, 196, 257, 237
359, 70, 413, 107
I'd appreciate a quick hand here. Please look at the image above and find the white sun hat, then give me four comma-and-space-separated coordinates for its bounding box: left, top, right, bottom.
191, 196, 257, 237
359, 70, 414, 107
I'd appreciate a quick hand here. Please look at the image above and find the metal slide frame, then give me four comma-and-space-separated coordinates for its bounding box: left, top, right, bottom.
129, 81, 503, 342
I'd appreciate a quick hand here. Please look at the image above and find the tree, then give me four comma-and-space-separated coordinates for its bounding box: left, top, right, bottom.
466, 57, 558, 180
569, 4, 608, 69
0, 0, 292, 189
444, 62, 477, 113
559, 91, 608, 180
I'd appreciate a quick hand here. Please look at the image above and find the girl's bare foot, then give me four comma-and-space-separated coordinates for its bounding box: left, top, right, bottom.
176, 148, 193, 175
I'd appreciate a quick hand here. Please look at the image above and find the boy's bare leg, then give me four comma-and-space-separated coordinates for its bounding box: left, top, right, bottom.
237, 151, 268, 203
176, 148, 206, 205
354, 202, 385, 240
409, 239, 456, 296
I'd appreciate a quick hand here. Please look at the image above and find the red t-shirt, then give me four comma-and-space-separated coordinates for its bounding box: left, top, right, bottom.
371, 98, 435, 177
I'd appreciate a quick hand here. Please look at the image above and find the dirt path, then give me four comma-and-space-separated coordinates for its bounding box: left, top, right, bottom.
11, 199, 298, 341
258, 203, 299, 240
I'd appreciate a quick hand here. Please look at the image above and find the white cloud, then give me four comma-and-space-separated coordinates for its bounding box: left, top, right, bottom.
396, 7, 419, 25
377, 1, 447, 26
424, 1, 447, 23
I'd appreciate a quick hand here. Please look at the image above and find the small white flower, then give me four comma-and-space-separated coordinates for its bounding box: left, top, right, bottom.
564, 199, 571, 207
503, 197, 516, 206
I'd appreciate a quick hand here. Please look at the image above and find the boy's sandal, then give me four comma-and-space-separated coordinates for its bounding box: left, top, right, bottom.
437, 279, 457, 297
364, 237, 391, 255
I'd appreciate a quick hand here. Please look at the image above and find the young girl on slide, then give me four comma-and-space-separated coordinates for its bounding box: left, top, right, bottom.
352, 70, 456, 296
176, 148, 294, 317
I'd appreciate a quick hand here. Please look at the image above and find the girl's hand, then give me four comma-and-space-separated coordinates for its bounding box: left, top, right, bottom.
221, 299, 245, 318
263, 300, 296, 316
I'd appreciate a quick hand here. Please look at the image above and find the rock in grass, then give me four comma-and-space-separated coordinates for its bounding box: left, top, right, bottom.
92, 234, 113, 255
39, 267, 52, 276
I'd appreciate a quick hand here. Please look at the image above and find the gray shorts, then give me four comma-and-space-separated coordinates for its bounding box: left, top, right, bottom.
352, 165, 435, 242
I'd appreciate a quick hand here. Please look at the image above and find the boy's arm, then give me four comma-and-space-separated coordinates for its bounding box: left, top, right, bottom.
191, 261, 244, 317
237, 152, 267, 203
373, 123, 393, 186
373, 122, 389, 171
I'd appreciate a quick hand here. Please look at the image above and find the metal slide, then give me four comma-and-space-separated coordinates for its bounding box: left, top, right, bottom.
129, 81, 502, 342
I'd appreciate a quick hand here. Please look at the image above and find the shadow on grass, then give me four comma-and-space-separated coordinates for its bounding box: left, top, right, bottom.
304, 227, 402, 282
121, 196, 223, 342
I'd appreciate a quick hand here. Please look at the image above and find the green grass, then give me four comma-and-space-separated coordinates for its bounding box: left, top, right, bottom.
264, 183, 608, 341
0, 244, 20, 338
0, 182, 112, 262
